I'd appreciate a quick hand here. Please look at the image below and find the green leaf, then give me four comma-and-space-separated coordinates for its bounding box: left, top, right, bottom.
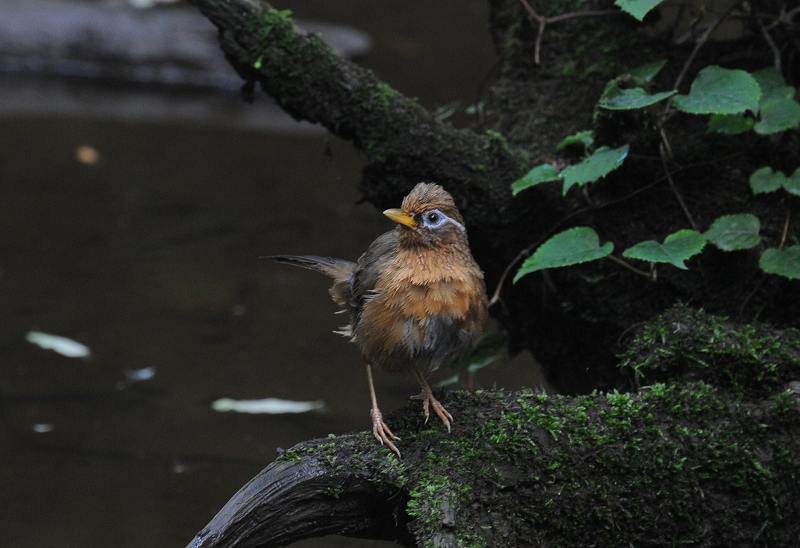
705, 213, 761, 251
749, 166, 787, 195
513, 227, 614, 282
707, 113, 754, 135
622, 229, 707, 269
629, 60, 667, 83
511, 164, 561, 195
560, 145, 630, 195
759, 246, 800, 280
753, 67, 795, 104
598, 87, 675, 110
614, 0, 664, 21
673, 66, 761, 115
786, 168, 800, 197
753, 98, 800, 135
557, 130, 594, 151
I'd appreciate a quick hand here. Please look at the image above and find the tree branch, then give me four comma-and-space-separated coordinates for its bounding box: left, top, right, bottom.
188, 0, 526, 224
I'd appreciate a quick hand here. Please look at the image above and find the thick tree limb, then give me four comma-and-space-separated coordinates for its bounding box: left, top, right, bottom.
189, 459, 411, 547
188, 0, 527, 227
189, 308, 800, 547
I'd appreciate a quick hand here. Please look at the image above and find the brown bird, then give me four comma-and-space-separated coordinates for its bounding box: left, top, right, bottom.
268, 183, 488, 456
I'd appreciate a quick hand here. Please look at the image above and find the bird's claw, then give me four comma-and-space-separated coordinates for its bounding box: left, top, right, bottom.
370, 408, 401, 457
421, 390, 453, 433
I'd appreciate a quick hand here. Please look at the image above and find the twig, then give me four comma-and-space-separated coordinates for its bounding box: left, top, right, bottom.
780, 206, 791, 249
518, 0, 546, 64
666, 1, 744, 114
489, 247, 534, 306
756, 9, 782, 72
518, 0, 619, 65
548, 10, 619, 23
659, 138, 698, 230
606, 255, 654, 280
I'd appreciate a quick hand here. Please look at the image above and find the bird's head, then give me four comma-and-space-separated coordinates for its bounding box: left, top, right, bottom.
383, 183, 467, 247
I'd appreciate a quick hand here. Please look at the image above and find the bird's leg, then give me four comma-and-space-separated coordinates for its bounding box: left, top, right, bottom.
365, 362, 401, 457
414, 369, 453, 432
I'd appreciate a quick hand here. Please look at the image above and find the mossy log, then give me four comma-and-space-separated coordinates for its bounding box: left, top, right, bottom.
190, 385, 800, 547
189, 308, 800, 547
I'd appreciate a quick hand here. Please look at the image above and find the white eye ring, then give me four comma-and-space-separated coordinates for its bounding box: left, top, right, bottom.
422, 209, 447, 229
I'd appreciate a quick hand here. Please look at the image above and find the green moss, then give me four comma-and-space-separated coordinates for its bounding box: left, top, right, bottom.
620, 305, 800, 394
369, 82, 400, 111
277, 384, 798, 546
259, 8, 293, 39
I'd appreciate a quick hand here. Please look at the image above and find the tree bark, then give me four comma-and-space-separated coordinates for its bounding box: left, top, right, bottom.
188, 307, 800, 547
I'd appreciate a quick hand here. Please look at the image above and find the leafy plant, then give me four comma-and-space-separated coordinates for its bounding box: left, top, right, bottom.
623, 230, 706, 270
514, 227, 613, 282
673, 66, 760, 115
507, 4, 798, 287
704, 214, 761, 252
759, 247, 800, 280
512, 164, 560, 195
614, 0, 664, 21
561, 145, 629, 195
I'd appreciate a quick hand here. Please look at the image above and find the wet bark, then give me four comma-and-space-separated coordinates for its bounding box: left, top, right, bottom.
188, 307, 800, 547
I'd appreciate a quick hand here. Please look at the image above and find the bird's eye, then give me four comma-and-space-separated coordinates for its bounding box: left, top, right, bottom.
426, 212, 440, 224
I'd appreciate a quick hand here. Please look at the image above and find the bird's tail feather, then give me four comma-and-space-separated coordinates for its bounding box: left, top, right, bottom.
264, 255, 355, 280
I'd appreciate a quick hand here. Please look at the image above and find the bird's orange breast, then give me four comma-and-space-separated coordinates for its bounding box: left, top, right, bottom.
354, 246, 487, 372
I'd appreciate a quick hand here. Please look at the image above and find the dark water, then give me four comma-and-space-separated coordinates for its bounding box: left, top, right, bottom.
0, 2, 541, 546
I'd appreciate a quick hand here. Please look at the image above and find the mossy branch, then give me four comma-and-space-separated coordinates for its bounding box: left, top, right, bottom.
188, 0, 527, 225
622, 305, 800, 394
189, 382, 800, 547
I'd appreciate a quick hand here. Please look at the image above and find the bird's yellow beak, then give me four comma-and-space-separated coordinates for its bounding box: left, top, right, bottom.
383, 208, 417, 228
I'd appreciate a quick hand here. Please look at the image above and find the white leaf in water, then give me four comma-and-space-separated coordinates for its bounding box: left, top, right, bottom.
25, 331, 91, 358
124, 366, 157, 382
212, 397, 325, 414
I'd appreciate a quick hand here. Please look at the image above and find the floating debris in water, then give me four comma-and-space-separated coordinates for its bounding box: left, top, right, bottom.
32, 423, 54, 433
25, 331, 91, 358
124, 366, 157, 382
75, 145, 100, 165
211, 397, 325, 414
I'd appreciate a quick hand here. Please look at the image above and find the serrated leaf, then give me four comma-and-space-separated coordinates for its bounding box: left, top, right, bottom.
598, 87, 675, 110
786, 168, 800, 197
707, 113, 754, 135
749, 167, 787, 195
629, 60, 667, 83
513, 227, 614, 282
753, 98, 800, 135
560, 145, 629, 195
511, 164, 561, 195
673, 66, 761, 115
557, 130, 594, 151
759, 246, 800, 280
615, 0, 664, 21
705, 213, 761, 251
623, 229, 706, 269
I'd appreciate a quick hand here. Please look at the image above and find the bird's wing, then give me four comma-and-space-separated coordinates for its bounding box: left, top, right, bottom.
350, 229, 399, 326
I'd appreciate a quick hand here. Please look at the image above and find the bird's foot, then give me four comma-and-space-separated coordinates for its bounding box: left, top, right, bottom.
370, 408, 401, 457
421, 389, 453, 433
